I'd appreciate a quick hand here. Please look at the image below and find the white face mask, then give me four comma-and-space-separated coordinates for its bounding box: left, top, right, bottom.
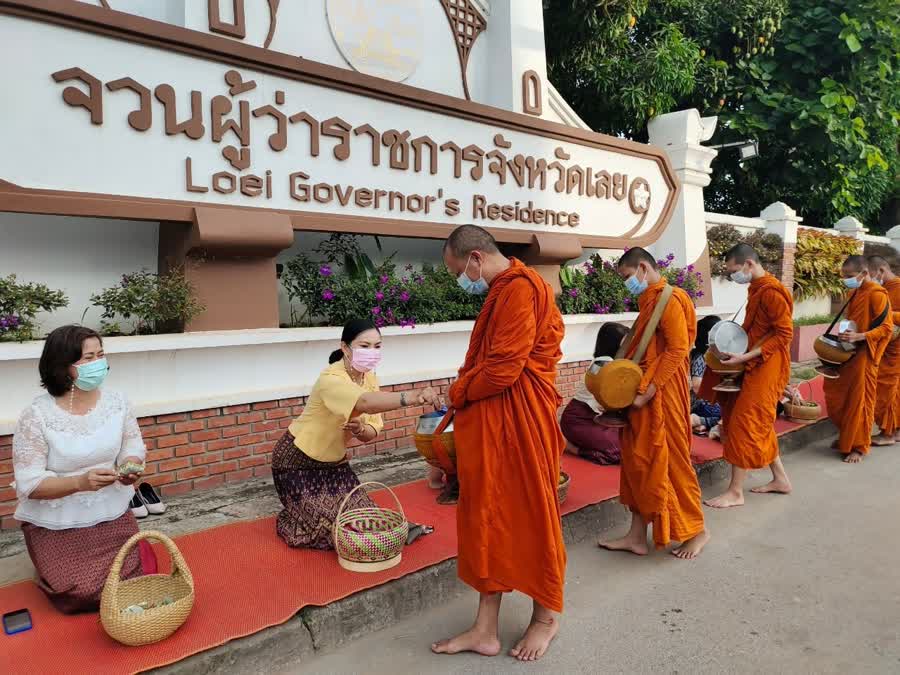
730, 266, 752, 285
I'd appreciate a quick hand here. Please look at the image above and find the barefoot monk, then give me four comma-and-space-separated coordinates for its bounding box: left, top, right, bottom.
869, 255, 900, 447
704, 244, 794, 508
432, 225, 566, 662
599, 248, 710, 559
824, 255, 893, 463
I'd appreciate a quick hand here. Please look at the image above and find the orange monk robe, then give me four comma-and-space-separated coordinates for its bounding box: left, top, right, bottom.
449, 259, 567, 613
621, 280, 704, 549
717, 275, 794, 469
824, 280, 893, 455
874, 278, 900, 436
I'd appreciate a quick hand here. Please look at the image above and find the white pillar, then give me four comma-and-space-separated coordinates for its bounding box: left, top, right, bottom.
484, 0, 547, 113
886, 225, 900, 254
833, 215, 867, 240
646, 109, 719, 268
760, 202, 802, 290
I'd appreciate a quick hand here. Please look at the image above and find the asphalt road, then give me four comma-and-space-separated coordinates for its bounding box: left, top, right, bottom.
286, 436, 900, 674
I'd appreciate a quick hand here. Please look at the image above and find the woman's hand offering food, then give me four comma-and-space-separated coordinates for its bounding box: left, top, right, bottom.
418, 387, 444, 410
117, 458, 145, 486
78, 468, 119, 492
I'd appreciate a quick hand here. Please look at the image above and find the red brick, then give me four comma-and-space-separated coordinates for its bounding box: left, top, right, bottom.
278, 397, 303, 408
223, 404, 250, 414
175, 444, 207, 457
354, 446, 375, 458
174, 420, 205, 433
430, 378, 451, 386
156, 412, 187, 423
238, 411, 265, 424
253, 444, 272, 455
251, 400, 278, 411
376, 440, 397, 452
176, 466, 209, 481
384, 410, 405, 421
395, 418, 416, 430
194, 475, 225, 491
189, 429, 221, 443
278, 418, 292, 429
225, 468, 254, 482
142, 424, 173, 439
0, 447, 12, 461
206, 438, 239, 452
0, 460, 12, 475
253, 465, 273, 478
193, 452, 222, 466
0, 502, 18, 517
224, 447, 252, 460
252, 421, 280, 433
266, 430, 283, 441
291, 405, 305, 416
386, 428, 408, 440
0, 487, 17, 502
161, 481, 194, 498
138, 417, 155, 427
143, 439, 157, 451
2, 516, 21, 530
157, 434, 190, 449
265, 408, 292, 421
147, 471, 176, 486
209, 415, 238, 429
222, 424, 252, 438
191, 408, 220, 419
237, 432, 266, 446
146, 448, 174, 462
159, 457, 190, 472
210, 460, 239, 475
239, 456, 267, 469
142, 462, 159, 475
392, 382, 414, 391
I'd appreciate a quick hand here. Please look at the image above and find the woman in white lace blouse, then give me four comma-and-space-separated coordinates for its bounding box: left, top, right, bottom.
12, 325, 156, 613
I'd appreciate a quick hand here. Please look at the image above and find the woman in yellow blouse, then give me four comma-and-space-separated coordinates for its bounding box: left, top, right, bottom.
273, 319, 442, 549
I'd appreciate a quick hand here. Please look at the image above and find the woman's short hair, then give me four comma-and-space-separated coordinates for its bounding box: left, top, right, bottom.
39, 325, 103, 397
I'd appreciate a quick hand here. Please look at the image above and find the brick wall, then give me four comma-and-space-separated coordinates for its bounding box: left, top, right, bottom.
0, 362, 589, 529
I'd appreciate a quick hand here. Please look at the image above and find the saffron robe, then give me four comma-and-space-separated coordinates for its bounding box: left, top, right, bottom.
718, 275, 794, 469
824, 280, 893, 455
621, 280, 704, 548
874, 278, 900, 436
449, 259, 567, 612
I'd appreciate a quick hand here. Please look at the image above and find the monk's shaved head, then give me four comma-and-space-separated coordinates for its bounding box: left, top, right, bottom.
443, 224, 499, 259
616, 247, 657, 271
724, 243, 760, 264
868, 255, 893, 273
842, 255, 866, 274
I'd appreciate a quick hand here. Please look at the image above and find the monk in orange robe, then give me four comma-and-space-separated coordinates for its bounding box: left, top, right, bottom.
703, 244, 794, 508
599, 248, 710, 559
432, 225, 566, 662
869, 255, 900, 446
824, 255, 893, 462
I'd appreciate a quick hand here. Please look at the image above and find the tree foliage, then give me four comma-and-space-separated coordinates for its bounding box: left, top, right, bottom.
544, 0, 900, 230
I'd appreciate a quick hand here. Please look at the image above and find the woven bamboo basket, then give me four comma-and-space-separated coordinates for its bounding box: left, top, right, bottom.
334, 481, 408, 573
100, 530, 194, 646
783, 380, 821, 423
558, 472, 571, 505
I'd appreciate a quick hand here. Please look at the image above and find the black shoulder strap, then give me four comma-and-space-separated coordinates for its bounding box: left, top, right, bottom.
825, 290, 857, 336
870, 304, 889, 330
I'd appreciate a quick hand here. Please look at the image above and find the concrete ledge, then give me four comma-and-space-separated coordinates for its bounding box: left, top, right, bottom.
154, 419, 832, 674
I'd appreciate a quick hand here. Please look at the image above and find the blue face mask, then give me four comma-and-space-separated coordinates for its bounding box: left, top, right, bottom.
74, 358, 109, 391
457, 256, 489, 295
624, 268, 648, 296
842, 276, 861, 290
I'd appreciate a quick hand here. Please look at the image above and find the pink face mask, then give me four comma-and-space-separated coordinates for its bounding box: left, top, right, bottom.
350, 347, 382, 373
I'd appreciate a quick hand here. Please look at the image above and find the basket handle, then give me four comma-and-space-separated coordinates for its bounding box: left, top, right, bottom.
333, 481, 406, 543
104, 530, 193, 599
431, 409, 457, 475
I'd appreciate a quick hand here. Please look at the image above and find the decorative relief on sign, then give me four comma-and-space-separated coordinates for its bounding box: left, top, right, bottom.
326, 0, 423, 83
522, 70, 542, 116
439, 0, 487, 100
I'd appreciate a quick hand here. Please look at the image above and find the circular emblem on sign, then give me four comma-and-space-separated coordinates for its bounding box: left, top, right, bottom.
326, 0, 424, 83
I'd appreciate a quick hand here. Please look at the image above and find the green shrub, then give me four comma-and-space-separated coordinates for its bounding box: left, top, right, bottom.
793, 314, 832, 326
707, 224, 784, 277
0, 274, 68, 342
91, 268, 204, 335
793, 228, 862, 301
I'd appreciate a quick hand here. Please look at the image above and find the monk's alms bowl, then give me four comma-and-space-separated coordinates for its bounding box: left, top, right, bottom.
584, 359, 643, 412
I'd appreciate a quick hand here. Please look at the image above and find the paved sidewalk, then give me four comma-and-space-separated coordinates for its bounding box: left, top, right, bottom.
287, 436, 900, 675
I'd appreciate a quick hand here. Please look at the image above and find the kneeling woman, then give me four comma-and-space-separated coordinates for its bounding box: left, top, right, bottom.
12, 325, 154, 613
273, 319, 441, 549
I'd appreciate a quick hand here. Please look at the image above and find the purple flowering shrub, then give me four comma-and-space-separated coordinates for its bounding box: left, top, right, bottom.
0, 274, 68, 342
282, 252, 483, 329
558, 252, 705, 315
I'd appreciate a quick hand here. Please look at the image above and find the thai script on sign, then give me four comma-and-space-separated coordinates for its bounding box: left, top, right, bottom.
50, 67, 652, 224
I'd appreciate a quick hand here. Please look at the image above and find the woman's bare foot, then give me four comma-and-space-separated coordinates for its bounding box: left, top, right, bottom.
871, 434, 896, 447
672, 529, 710, 560
704, 489, 744, 508
598, 535, 649, 556
431, 628, 501, 657
751, 479, 792, 495
510, 617, 559, 662
843, 451, 864, 464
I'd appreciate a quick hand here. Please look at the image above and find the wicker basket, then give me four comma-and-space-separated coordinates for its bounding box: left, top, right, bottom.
100, 530, 194, 646
783, 380, 821, 423
334, 481, 409, 573
558, 472, 571, 505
